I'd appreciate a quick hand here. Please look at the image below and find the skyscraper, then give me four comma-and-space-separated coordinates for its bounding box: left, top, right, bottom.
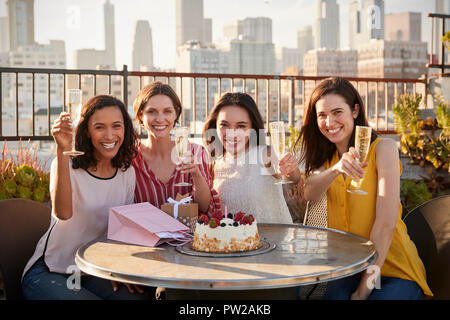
0, 16, 9, 52
132, 20, 154, 71
349, 0, 385, 49
104, 0, 116, 69
223, 17, 272, 43
385, 12, 421, 42
241, 17, 272, 43
313, 0, 340, 49
7, 0, 35, 51
176, 0, 204, 48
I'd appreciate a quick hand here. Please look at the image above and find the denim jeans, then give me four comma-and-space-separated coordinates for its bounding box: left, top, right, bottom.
22, 257, 154, 300
324, 273, 425, 300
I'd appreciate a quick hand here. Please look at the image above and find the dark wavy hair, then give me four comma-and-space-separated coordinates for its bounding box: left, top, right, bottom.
202, 92, 266, 158
295, 77, 378, 176
72, 95, 138, 171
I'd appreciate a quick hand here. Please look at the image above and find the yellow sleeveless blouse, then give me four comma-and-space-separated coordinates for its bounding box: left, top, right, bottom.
323, 138, 432, 297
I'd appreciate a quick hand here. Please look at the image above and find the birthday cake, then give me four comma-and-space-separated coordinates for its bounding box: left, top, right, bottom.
191, 211, 262, 253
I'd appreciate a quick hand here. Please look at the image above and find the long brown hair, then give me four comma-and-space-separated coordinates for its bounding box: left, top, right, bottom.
295, 77, 377, 176
72, 95, 138, 170
133, 81, 182, 126
202, 92, 266, 159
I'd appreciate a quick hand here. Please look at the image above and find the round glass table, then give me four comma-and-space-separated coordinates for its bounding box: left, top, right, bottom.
75, 223, 377, 299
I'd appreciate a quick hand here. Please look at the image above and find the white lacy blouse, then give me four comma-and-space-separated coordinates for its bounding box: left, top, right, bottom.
213, 145, 293, 224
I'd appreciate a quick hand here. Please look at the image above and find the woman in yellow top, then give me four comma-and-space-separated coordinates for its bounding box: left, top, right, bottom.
295, 77, 432, 300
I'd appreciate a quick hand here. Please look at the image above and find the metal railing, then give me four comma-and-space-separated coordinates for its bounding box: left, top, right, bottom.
427, 13, 450, 74
0, 65, 428, 141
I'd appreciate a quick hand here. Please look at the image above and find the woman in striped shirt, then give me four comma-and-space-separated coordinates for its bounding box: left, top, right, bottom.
132, 81, 220, 214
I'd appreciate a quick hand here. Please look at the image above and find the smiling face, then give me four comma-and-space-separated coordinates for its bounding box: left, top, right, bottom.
315, 93, 359, 154
216, 105, 252, 156
140, 94, 178, 140
87, 105, 125, 163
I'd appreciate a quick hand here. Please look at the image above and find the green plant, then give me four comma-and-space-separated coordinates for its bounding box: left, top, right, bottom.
394, 94, 450, 171
435, 95, 450, 138
392, 93, 422, 135
400, 179, 432, 214
0, 140, 50, 203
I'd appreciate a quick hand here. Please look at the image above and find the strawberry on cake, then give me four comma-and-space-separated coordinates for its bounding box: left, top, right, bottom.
191, 211, 262, 253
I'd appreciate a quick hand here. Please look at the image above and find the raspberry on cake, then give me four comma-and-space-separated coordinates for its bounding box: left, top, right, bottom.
191, 211, 261, 253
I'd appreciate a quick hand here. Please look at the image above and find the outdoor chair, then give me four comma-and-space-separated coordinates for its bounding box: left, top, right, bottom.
300, 192, 328, 300
403, 194, 450, 300
0, 198, 51, 300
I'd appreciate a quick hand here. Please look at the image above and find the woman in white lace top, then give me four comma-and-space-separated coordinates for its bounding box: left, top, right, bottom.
202, 92, 302, 224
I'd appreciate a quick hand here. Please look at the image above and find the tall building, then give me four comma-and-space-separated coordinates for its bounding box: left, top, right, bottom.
276, 47, 303, 74
349, 0, 385, 49
222, 17, 272, 43
303, 48, 358, 77
7, 0, 35, 51
0, 16, 9, 52
385, 12, 421, 42
3, 41, 66, 136
241, 17, 272, 43
228, 40, 276, 75
313, 0, 340, 49
296, 25, 314, 72
176, 0, 204, 47
103, 0, 116, 69
74, 49, 108, 69
203, 18, 212, 44
357, 39, 427, 79
132, 20, 154, 71
175, 41, 229, 130
297, 26, 314, 53
223, 21, 243, 41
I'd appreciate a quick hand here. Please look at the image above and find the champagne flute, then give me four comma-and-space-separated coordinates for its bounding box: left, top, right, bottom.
269, 121, 293, 185
173, 127, 192, 187
346, 125, 372, 195
63, 89, 84, 156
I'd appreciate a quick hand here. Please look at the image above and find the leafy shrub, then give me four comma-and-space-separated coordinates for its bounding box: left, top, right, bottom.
400, 179, 432, 214
0, 140, 50, 203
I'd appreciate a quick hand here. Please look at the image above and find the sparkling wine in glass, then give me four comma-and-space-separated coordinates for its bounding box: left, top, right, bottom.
269, 121, 293, 185
173, 127, 192, 187
346, 125, 372, 195
63, 89, 84, 156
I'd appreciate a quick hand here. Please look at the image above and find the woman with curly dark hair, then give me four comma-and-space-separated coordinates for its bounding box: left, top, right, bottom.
22, 95, 151, 300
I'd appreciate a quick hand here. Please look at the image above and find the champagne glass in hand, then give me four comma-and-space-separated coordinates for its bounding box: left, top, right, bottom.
269, 121, 293, 185
173, 127, 192, 187
346, 125, 372, 195
63, 89, 84, 156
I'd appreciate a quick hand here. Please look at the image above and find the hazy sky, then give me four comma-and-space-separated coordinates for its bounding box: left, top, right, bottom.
0, 0, 435, 70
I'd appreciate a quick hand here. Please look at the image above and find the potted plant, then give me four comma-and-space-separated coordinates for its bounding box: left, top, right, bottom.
0, 140, 51, 204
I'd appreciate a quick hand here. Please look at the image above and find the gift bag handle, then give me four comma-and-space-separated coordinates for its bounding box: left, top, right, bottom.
166, 230, 193, 247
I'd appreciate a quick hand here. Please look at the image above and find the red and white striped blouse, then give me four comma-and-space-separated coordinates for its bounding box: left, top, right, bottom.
132, 142, 221, 215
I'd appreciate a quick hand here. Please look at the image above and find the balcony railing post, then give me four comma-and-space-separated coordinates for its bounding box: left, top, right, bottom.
123, 65, 128, 107
289, 78, 295, 128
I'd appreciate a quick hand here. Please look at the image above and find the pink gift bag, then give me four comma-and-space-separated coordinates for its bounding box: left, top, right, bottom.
107, 202, 191, 247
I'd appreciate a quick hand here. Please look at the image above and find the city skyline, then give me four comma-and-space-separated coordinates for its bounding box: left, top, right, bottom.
0, 0, 436, 70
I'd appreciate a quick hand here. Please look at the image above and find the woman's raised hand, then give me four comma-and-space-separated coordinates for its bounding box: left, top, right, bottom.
51, 112, 73, 152
278, 152, 299, 176
331, 147, 367, 182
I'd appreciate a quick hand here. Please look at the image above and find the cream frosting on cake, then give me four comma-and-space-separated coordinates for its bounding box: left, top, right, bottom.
191, 214, 261, 253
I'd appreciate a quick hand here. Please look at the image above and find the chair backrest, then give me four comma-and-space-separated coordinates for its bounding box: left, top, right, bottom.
303, 193, 327, 227
0, 199, 51, 300
403, 195, 450, 300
